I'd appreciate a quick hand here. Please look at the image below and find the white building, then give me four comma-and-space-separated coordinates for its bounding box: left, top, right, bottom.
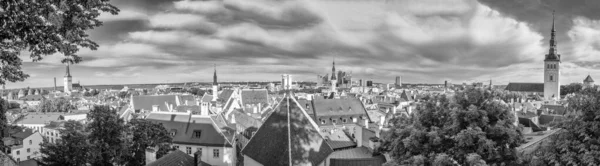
3, 128, 44, 162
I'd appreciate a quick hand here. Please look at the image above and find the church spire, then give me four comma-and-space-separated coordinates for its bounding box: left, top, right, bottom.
65, 63, 71, 77
213, 64, 217, 85
331, 58, 336, 80
546, 10, 560, 61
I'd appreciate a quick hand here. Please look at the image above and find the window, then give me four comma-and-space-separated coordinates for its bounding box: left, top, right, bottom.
550, 75, 554, 81
186, 147, 192, 154
27, 156, 30, 160
213, 149, 219, 158
193, 131, 202, 138
170, 129, 177, 137
16, 158, 19, 162
27, 148, 30, 153
342, 118, 347, 123
332, 119, 337, 124
320, 119, 326, 124
29, 140, 32, 145
173, 145, 179, 150
16, 151, 19, 155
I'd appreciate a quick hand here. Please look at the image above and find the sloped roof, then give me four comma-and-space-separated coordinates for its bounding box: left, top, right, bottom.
132, 95, 177, 112
584, 75, 594, 83
241, 89, 269, 106
20, 95, 45, 101
241, 92, 334, 166
218, 89, 234, 103
312, 98, 369, 117
505, 83, 544, 93
538, 114, 564, 126
146, 150, 195, 166
12, 128, 34, 140
200, 94, 213, 103
146, 113, 231, 147
231, 109, 262, 130
18, 114, 62, 125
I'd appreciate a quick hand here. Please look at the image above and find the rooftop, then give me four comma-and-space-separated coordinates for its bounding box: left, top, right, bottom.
505, 83, 544, 93
146, 113, 231, 147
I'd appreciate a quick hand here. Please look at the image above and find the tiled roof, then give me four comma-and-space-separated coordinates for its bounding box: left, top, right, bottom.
18, 113, 62, 125
12, 128, 34, 140
132, 95, 178, 112
538, 114, 563, 126
18, 159, 40, 166
146, 150, 194, 166
218, 89, 234, 103
328, 146, 373, 159
241, 93, 334, 166
241, 89, 268, 106
200, 94, 213, 103
584, 75, 594, 82
505, 83, 544, 93
312, 98, 369, 117
19, 95, 45, 101
44, 121, 66, 129
173, 106, 201, 114
146, 113, 232, 147
231, 110, 262, 130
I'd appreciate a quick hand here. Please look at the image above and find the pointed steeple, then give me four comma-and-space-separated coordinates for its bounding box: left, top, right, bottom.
546, 10, 560, 61
65, 63, 72, 77
213, 64, 217, 85
331, 58, 336, 80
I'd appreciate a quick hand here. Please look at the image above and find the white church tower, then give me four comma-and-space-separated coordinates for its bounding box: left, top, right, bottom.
544, 12, 560, 101
212, 64, 218, 102
64, 63, 73, 94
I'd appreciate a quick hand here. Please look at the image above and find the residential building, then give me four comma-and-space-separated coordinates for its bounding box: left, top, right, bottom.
3, 127, 44, 162
145, 112, 235, 166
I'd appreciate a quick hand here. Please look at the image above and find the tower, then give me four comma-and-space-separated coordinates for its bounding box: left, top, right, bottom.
584, 75, 594, 88
544, 11, 560, 101
64, 64, 73, 94
330, 60, 337, 96
212, 64, 218, 102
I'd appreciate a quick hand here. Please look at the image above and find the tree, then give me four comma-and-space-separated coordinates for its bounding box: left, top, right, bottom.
560, 83, 583, 96
117, 91, 128, 99
0, 0, 119, 85
125, 119, 172, 165
530, 88, 600, 165
86, 105, 127, 166
40, 120, 90, 166
381, 88, 524, 165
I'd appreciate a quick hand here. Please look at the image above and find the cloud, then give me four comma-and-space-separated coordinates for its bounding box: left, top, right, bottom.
98, 9, 148, 22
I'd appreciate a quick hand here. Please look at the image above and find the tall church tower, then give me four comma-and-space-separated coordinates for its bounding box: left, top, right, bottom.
212, 64, 218, 102
330, 60, 337, 93
64, 64, 73, 94
544, 12, 560, 100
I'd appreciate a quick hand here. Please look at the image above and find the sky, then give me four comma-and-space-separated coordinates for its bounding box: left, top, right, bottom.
10, 0, 600, 88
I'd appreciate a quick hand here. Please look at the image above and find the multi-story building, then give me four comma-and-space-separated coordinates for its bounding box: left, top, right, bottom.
3, 127, 44, 162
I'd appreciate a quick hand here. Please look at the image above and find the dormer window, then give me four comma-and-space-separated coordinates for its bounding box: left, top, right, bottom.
320, 119, 326, 124
193, 130, 202, 138
342, 118, 347, 123
170, 129, 177, 137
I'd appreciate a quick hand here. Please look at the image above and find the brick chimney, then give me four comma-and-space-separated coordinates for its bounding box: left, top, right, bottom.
194, 150, 203, 166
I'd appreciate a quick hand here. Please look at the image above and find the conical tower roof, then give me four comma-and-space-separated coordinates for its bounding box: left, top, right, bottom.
584, 75, 594, 83
241, 92, 334, 166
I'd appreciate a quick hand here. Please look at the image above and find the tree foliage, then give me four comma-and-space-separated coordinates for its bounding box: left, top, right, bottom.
0, 0, 119, 85
37, 97, 75, 112
381, 88, 524, 165
530, 88, 600, 165
125, 119, 173, 166
86, 105, 128, 166
40, 105, 173, 166
560, 83, 583, 96
40, 120, 89, 166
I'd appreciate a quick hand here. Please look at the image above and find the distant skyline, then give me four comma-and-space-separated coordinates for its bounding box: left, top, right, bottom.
10, 0, 600, 89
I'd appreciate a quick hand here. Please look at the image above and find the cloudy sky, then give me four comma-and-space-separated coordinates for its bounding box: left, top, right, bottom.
10, 0, 600, 88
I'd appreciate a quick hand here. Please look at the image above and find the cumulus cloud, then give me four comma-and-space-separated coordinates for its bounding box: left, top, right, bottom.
18, 0, 595, 88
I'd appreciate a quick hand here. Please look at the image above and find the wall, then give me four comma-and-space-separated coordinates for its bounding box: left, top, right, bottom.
10, 132, 43, 162
173, 143, 234, 166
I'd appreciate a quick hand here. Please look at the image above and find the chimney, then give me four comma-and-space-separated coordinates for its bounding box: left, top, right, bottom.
380, 116, 385, 126
152, 105, 158, 112
364, 118, 369, 129
194, 151, 203, 166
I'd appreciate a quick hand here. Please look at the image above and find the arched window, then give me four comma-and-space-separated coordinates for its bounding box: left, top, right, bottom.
550, 75, 554, 81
